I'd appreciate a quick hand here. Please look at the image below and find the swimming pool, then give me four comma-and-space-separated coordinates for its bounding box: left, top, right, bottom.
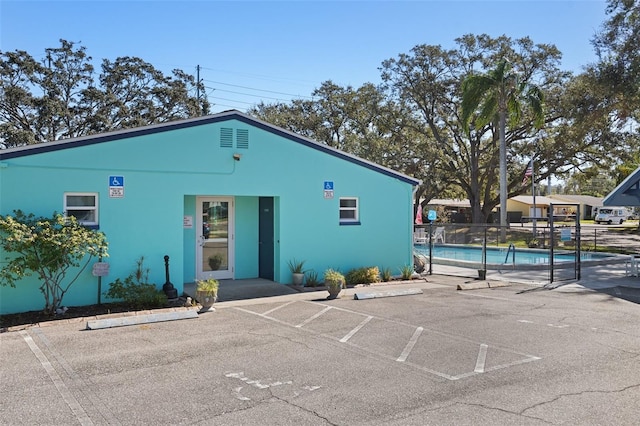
414, 244, 626, 270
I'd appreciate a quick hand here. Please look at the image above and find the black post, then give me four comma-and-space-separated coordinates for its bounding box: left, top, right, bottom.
428, 221, 433, 275
576, 205, 581, 281
483, 226, 487, 269
97, 254, 102, 305
163, 255, 178, 299
549, 206, 555, 284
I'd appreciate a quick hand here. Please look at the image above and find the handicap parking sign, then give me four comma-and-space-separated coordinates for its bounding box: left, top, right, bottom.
109, 176, 124, 198
109, 176, 124, 187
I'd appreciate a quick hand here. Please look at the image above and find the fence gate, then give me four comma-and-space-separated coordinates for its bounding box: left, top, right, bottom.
549, 203, 581, 283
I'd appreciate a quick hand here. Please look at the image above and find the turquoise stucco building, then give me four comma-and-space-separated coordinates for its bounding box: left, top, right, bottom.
0, 110, 420, 314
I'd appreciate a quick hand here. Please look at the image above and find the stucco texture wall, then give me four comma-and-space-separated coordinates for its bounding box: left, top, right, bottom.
0, 116, 416, 314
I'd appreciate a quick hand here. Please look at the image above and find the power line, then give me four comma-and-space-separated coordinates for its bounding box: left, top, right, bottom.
201, 79, 313, 99
197, 65, 317, 87
209, 96, 256, 106
203, 86, 299, 103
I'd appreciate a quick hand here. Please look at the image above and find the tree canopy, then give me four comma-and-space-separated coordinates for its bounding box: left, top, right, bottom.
3, 20, 637, 220
0, 39, 209, 148
252, 31, 636, 221
461, 57, 544, 235
592, 0, 640, 121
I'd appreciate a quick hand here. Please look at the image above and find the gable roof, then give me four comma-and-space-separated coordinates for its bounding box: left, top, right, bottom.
0, 110, 421, 186
603, 165, 640, 206
425, 198, 471, 208
549, 194, 603, 206
509, 195, 557, 206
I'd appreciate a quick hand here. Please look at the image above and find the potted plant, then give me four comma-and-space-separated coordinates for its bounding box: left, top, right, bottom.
196, 278, 219, 312
288, 258, 306, 286
208, 253, 224, 271
324, 268, 345, 299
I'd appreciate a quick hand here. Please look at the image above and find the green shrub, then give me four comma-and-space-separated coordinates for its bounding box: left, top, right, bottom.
324, 269, 345, 289
105, 257, 167, 309
380, 267, 392, 282
345, 266, 380, 285
196, 278, 219, 295
305, 270, 321, 287
399, 264, 414, 280
0, 210, 108, 315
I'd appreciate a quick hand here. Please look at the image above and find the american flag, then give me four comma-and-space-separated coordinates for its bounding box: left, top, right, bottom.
522, 161, 533, 185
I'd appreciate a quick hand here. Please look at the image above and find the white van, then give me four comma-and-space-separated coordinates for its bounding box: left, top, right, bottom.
594, 207, 629, 225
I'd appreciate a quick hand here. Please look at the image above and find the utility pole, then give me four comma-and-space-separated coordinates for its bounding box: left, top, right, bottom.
196, 65, 203, 115
47, 50, 53, 142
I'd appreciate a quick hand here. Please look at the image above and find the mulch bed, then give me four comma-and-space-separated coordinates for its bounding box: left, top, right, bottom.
1, 279, 425, 332
1, 298, 191, 332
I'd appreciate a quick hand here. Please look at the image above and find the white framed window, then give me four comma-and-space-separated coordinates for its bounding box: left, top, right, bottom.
339, 197, 359, 225
64, 193, 99, 227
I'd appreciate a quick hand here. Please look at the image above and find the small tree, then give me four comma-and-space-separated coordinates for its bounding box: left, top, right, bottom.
0, 210, 108, 315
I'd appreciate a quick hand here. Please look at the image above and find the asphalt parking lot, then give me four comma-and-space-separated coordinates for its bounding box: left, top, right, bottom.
3, 276, 640, 425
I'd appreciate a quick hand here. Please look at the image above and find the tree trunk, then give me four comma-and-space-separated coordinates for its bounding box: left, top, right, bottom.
499, 111, 507, 243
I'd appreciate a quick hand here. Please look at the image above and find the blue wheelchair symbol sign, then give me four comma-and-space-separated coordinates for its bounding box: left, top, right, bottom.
324, 181, 334, 190
427, 210, 437, 221
109, 176, 124, 187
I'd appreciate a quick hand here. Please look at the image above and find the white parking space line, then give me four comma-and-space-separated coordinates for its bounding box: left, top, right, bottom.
263, 301, 296, 316
454, 355, 541, 380
458, 292, 512, 301
236, 302, 542, 381
296, 306, 333, 328
340, 316, 373, 343
397, 327, 424, 362
474, 344, 488, 373
20, 331, 93, 426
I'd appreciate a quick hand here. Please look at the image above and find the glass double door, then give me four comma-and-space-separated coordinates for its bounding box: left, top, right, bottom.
197, 197, 234, 280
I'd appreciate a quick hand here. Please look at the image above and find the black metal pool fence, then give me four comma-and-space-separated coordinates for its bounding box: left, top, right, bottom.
413, 223, 634, 283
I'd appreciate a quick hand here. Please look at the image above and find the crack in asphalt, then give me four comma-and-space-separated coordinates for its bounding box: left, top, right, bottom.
246, 329, 317, 350
520, 383, 640, 416
592, 340, 640, 356
268, 389, 338, 425
457, 401, 553, 424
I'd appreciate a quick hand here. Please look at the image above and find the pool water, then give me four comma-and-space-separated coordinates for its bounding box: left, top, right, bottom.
414, 244, 614, 265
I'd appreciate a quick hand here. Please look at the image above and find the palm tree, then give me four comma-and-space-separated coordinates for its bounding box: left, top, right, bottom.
461, 59, 544, 242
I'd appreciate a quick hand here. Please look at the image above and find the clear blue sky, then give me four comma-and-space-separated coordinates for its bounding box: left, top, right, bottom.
1, 0, 608, 114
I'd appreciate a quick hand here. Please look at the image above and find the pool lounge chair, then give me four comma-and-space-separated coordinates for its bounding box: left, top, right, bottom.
414, 228, 427, 245
432, 227, 445, 243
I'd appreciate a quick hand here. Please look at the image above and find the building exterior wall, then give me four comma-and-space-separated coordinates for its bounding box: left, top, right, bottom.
506, 200, 530, 216
0, 114, 417, 314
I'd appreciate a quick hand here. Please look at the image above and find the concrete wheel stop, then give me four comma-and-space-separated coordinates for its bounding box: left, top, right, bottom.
457, 281, 511, 290
353, 288, 423, 300
86, 310, 199, 330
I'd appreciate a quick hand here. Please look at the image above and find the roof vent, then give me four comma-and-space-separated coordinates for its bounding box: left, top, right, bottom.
236, 129, 249, 149
220, 127, 233, 148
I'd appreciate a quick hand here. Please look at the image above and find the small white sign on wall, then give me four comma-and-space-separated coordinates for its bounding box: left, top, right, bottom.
92, 262, 110, 277
183, 215, 193, 228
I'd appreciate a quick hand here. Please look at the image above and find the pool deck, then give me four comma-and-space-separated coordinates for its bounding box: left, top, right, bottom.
415, 244, 627, 271
430, 262, 640, 291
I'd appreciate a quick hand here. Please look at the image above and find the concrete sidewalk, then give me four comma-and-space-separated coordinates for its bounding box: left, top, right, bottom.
6, 264, 639, 333
186, 277, 456, 309
180, 262, 640, 309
